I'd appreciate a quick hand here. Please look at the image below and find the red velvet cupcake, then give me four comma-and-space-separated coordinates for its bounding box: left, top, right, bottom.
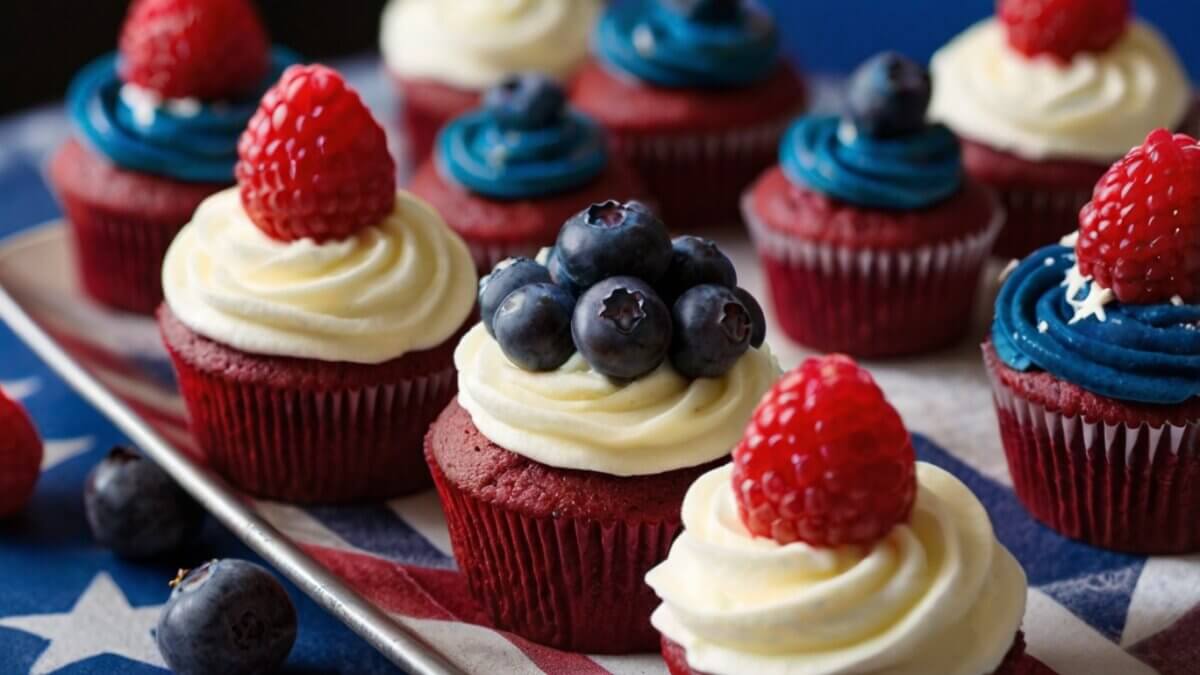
930, 1, 1193, 259
985, 129, 1200, 554
570, 0, 806, 231
410, 74, 645, 273
159, 65, 477, 503
647, 356, 1034, 675
380, 0, 602, 164
744, 53, 1001, 358
48, 0, 295, 314
426, 200, 781, 651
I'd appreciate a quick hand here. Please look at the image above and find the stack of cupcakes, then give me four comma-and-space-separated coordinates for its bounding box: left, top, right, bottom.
572, 0, 806, 230
986, 128, 1200, 554
380, 0, 602, 163
930, 0, 1193, 258
744, 53, 1001, 357
647, 355, 1032, 675
50, 0, 295, 314
411, 73, 644, 272
426, 200, 780, 651
159, 65, 478, 503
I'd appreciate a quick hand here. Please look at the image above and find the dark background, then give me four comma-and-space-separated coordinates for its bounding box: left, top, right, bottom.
1, 0, 1197, 116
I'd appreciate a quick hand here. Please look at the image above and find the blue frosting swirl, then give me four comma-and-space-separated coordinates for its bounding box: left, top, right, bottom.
436, 109, 607, 200
779, 115, 963, 210
67, 50, 295, 184
594, 0, 780, 89
993, 245, 1200, 405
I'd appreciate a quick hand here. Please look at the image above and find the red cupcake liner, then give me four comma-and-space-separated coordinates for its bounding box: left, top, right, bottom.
611, 118, 792, 231
392, 74, 481, 165
49, 139, 220, 315
980, 184, 1094, 262
426, 445, 681, 654
745, 195, 1002, 358
161, 311, 460, 504
985, 351, 1200, 554
661, 632, 1040, 675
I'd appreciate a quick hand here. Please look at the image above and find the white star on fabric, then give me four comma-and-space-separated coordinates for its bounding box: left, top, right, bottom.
41, 437, 94, 472
0, 376, 41, 401
0, 572, 165, 674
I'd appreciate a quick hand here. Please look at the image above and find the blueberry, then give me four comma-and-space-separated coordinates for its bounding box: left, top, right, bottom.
556, 200, 673, 288
733, 286, 767, 348
659, 236, 737, 303
83, 447, 205, 559
546, 247, 584, 297
846, 52, 932, 139
670, 285, 753, 379
479, 257, 552, 336
663, 0, 741, 23
494, 283, 577, 371
484, 73, 566, 130
157, 559, 297, 675
572, 276, 672, 380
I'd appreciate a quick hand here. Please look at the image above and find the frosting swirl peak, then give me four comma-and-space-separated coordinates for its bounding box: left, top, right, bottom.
454, 323, 781, 476
162, 188, 478, 364
780, 116, 963, 210
67, 51, 294, 184
594, 0, 781, 89
993, 244, 1200, 405
930, 19, 1190, 162
647, 463, 1027, 675
380, 0, 601, 90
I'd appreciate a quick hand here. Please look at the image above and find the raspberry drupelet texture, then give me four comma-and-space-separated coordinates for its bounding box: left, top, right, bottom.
997, 0, 1130, 62
1077, 128, 1200, 304
119, 0, 270, 100
0, 389, 43, 518
732, 354, 916, 548
236, 64, 396, 244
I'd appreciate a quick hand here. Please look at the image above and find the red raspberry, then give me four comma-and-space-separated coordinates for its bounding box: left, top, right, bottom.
0, 389, 43, 518
732, 355, 916, 548
1077, 129, 1200, 304
119, 0, 270, 100
997, 0, 1129, 62
236, 65, 396, 243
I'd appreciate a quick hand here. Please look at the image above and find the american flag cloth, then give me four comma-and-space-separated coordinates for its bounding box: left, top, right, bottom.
1, 62, 1197, 675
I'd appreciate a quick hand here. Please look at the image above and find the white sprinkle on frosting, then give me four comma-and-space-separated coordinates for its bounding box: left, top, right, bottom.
1062, 264, 1116, 324
1038, 320, 1049, 334
1171, 295, 1186, 306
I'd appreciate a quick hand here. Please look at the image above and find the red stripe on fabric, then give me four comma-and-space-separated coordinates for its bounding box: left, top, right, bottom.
301, 545, 611, 674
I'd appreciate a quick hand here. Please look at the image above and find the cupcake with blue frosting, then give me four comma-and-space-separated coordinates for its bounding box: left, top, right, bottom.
411, 73, 644, 272
985, 128, 1200, 554
571, 0, 806, 231
48, 0, 295, 314
743, 52, 1002, 358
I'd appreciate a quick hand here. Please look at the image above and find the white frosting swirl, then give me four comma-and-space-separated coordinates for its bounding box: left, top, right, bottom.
930, 19, 1190, 162
162, 188, 477, 364
454, 323, 781, 476
380, 0, 602, 91
647, 463, 1027, 675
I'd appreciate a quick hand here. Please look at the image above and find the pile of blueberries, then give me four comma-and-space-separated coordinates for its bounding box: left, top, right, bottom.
480, 200, 766, 380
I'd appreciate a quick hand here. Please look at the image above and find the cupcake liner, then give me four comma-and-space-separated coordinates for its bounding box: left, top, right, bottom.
989, 186, 1093, 261
661, 632, 1034, 675
165, 336, 458, 504
612, 118, 793, 231
986, 359, 1200, 554
426, 446, 680, 654
60, 192, 185, 314
744, 195, 1003, 357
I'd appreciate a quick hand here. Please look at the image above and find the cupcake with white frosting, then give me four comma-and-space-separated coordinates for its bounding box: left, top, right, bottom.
380, 0, 602, 163
159, 65, 477, 503
930, 0, 1193, 259
425, 200, 780, 652
648, 355, 1033, 675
